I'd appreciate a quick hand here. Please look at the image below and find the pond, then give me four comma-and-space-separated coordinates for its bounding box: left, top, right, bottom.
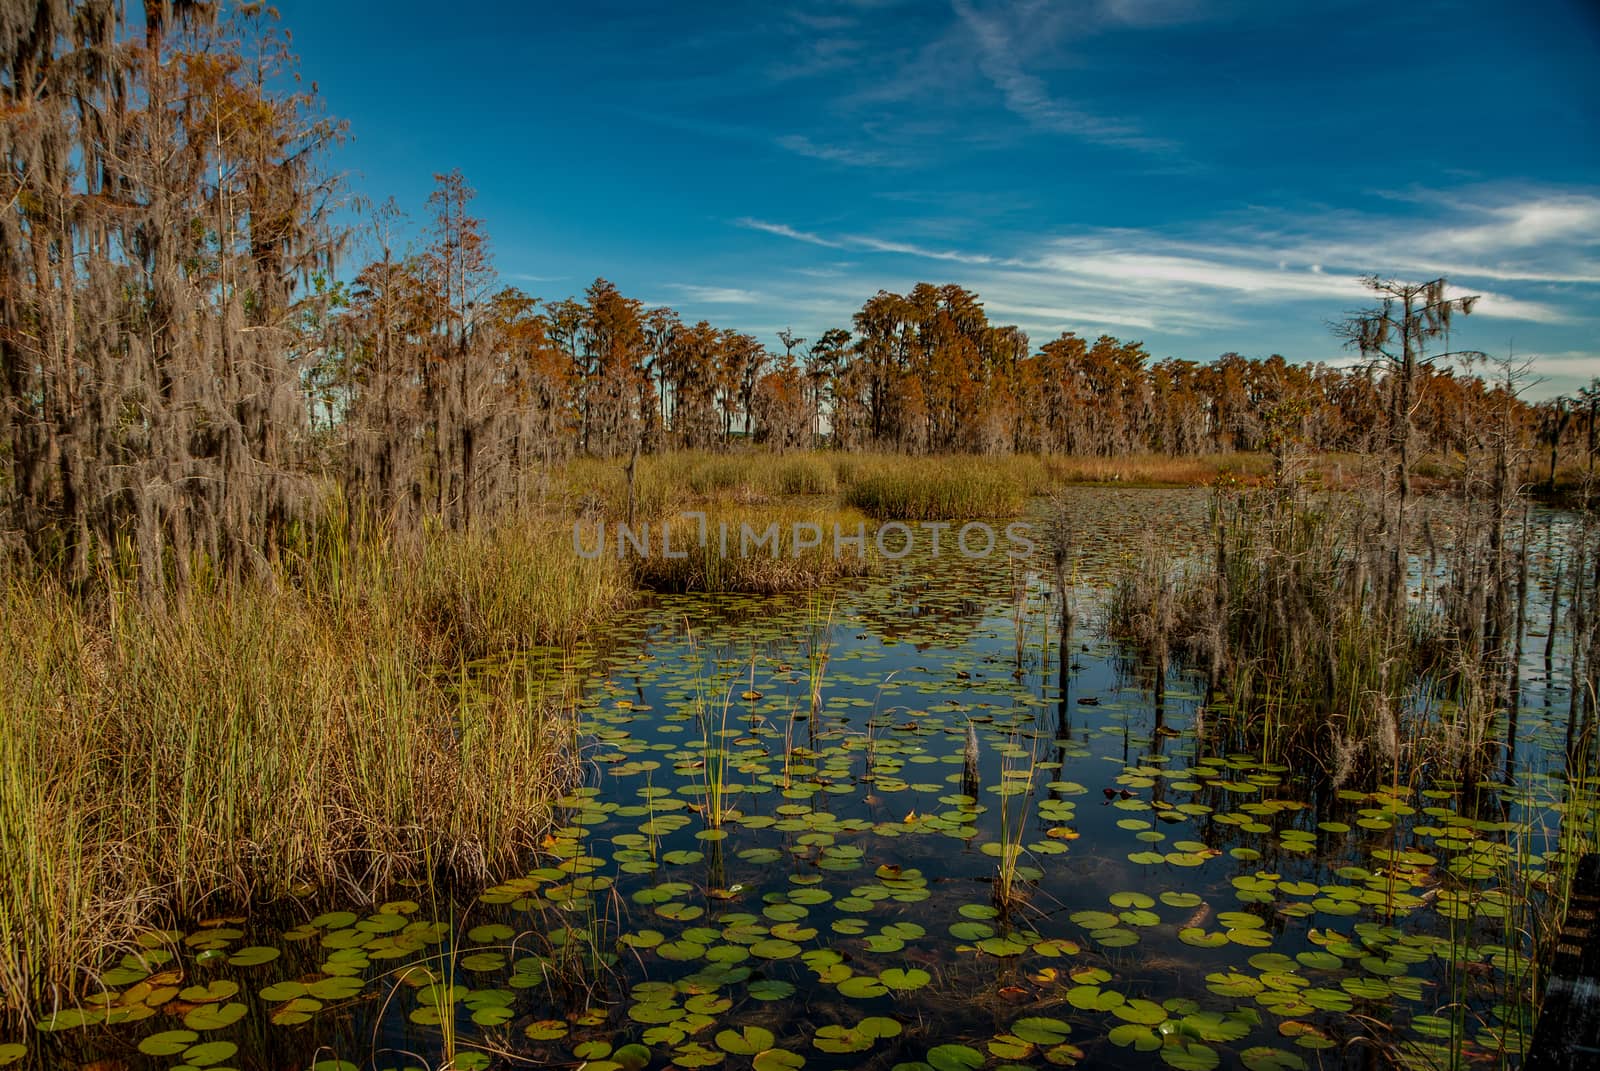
10, 489, 1588, 1071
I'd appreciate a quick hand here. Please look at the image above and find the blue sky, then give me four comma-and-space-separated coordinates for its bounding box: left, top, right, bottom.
276, 0, 1600, 396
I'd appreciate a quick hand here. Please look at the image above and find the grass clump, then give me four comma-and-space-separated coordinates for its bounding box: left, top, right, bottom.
402, 515, 633, 663
842, 457, 1026, 520
559, 456, 678, 519
1042, 452, 1275, 488
769, 455, 837, 495
687, 455, 761, 499
687, 453, 837, 499
632, 506, 876, 593
1106, 486, 1481, 783
0, 521, 629, 1020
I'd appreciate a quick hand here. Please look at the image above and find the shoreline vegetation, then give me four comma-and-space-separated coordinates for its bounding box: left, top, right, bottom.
2, 4, 1597, 1066
0, 449, 1257, 1020
4, 448, 1597, 1026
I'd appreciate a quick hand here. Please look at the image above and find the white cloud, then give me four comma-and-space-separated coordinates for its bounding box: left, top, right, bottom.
734, 217, 844, 248
849, 236, 1002, 265
724, 183, 1596, 383
666, 284, 765, 304
775, 134, 905, 168
950, 0, 1178, 153
981, 298, 1159, 332
1428, 194, 1600, 255
1518, 351, 1600, 373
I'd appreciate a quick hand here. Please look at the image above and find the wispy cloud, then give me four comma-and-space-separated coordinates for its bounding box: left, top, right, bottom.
730, 184, 1597, 346
951, 0, 1178, 153
775, 134, 906, 168
1095, 0, 1216, 29
666, 284, 765, 304
849, 236, 1004, 265
981, 298, 1160, 332
734, 217, 845, 248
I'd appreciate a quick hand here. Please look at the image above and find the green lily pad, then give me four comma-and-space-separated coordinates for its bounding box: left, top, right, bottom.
138, 1030, 199, 1056
927, 1044, 985, 1071
753, 1049, 805, 1071
880, 968, 931, 991
1241, 1047, 1308, 1071
1161, 1042, 1219, 1070
1011, 1017, 1070, 1045
838, 974, 890, 998
181, 1040, 239, 1067
1108, 1024, 1161, 1051
718, 1026, 776, 1054
183, 1001, 248, 1031
178, 980, 238, 1004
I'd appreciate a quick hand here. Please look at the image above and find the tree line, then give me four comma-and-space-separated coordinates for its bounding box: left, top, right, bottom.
1, 4, 1585, 596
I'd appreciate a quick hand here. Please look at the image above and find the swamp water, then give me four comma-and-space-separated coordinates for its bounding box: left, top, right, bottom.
7, 490, 1590, 1071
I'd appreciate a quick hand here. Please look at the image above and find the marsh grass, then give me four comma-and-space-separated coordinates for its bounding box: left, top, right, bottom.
560, 452, 838, 517
558, 449, 1308, 526
400, 516, 633, 663
686, 453, 838, 499
989, 731, 1040, 916
804, 593, 835, 716
1039, 452, 1278, 488
0, 519, 628, 1020
631, 506, 876, 593
841, 457, 1027, 519
685, 641, 737, 831
1106, 487, 1512, 783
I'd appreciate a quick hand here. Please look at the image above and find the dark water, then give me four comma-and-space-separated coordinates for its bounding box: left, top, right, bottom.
11, 490, 1591, 1071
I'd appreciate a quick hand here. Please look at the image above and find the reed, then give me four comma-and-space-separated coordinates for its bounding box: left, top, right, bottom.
1039, 452, 1277, 488
631, 506, 876, 594
399, 515, 634, 664
842, 457, 1026, 519
686, 643, 737, 831
0, 519, 628, 1020
989, 730, 1040, 915
1104, 485, 1517, 783
804, 593, 836, 715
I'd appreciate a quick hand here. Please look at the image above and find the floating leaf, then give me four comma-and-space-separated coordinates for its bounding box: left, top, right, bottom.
614, 1042, 653, 1071
927, 1044, 985, 1071
178, 980, 238, 1004
525, 1020, 569, 1040
1012, 1017, 1070, 1045
988, 1035, 1033, 1060
880, 968, 931, 991
1241, 1048, 1308, 1071
754, 1049, 805, 1071
1161, 1042, 1219, 1070
838, 974, 889, 998
138, 1030, 198, 1056
183, 1001, 248, 1031
1108, 1024, 1161, 1051
718, 1026, 776, 1055
1114, 999, 1167, 1027
748, 979, 796, 1001
181, 1040, 238, 1067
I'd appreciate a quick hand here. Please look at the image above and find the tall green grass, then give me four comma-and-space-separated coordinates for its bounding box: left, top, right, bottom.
0, 519, 628, 1020
1106, 488, 1471, 782
841, 457, 1027, 519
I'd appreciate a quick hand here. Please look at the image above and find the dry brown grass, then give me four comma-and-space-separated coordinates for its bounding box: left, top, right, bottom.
0, 518, 629, 1020
630, 505, 877, 593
